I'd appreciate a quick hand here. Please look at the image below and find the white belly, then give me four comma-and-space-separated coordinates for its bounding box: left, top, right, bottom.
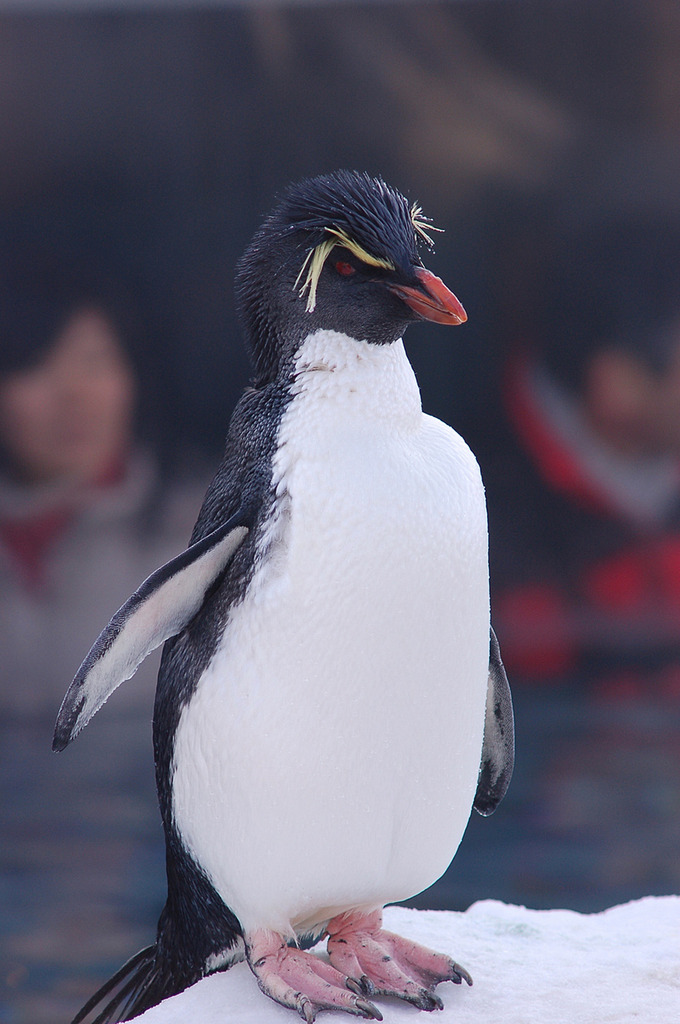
172, 332, 490, 937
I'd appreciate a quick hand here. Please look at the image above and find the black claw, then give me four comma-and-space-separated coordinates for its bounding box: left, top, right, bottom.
413, 990, 444, 1012
347, 976, 376, 998
355, 998, 383, 1020
451, 962, 473, 986
361, 975, 375, 996
347, 975, 374, 997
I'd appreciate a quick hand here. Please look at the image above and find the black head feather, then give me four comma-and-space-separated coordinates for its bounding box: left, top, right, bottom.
235, 171, 437, 383
273, 169, 427, 273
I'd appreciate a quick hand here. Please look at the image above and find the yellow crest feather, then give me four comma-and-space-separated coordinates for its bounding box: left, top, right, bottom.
410, 203, 443, 248
295, 228, 395, 313
294, 211, 441, 313
325, 228, 396, 271
294, 238, 337, 313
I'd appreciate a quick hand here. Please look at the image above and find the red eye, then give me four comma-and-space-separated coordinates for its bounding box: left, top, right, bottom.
334, 260, 356, 276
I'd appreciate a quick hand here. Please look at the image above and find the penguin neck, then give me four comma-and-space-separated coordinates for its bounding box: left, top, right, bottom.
285, 329, 423, 433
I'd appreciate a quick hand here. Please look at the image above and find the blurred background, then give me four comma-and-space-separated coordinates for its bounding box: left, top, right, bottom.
1, 1, 679, 1021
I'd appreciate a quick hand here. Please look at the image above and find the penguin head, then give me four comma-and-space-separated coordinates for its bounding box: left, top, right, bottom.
235, 170, 467, 383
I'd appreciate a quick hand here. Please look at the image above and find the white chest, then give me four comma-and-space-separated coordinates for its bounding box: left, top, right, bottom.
172, 332, 490, 935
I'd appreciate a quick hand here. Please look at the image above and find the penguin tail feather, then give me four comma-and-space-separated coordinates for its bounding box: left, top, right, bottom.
71, 944, 175, 1024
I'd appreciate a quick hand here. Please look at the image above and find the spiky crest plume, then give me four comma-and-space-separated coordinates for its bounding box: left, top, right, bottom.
283, 172, 442, 312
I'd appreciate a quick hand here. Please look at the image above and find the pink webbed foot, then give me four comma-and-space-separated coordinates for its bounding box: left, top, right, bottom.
326, 909, 472, 1012
246, 929, 383, 1022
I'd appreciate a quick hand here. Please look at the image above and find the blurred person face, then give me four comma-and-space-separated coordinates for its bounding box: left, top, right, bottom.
586, 322, 680, 457
0, 308, 136, 485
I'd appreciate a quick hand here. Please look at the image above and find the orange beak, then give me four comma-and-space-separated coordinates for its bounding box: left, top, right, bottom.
390, 268, 467, 326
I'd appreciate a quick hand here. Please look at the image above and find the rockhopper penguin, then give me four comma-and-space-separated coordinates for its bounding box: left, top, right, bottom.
54, 170, 514, 1023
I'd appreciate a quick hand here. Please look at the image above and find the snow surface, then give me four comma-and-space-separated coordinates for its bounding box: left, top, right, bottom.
135, 897, 679, 1023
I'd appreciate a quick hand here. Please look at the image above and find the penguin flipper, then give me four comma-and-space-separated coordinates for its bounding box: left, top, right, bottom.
473, 626, 515, 816
53, 515, 249, 752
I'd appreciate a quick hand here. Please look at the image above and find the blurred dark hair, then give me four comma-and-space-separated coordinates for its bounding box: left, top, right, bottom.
534, 217, 680, 394
0, 249, 184, 477
0, 250, 142, 378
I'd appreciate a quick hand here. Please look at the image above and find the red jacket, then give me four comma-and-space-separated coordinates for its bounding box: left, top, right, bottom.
482, 357, 680, 697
